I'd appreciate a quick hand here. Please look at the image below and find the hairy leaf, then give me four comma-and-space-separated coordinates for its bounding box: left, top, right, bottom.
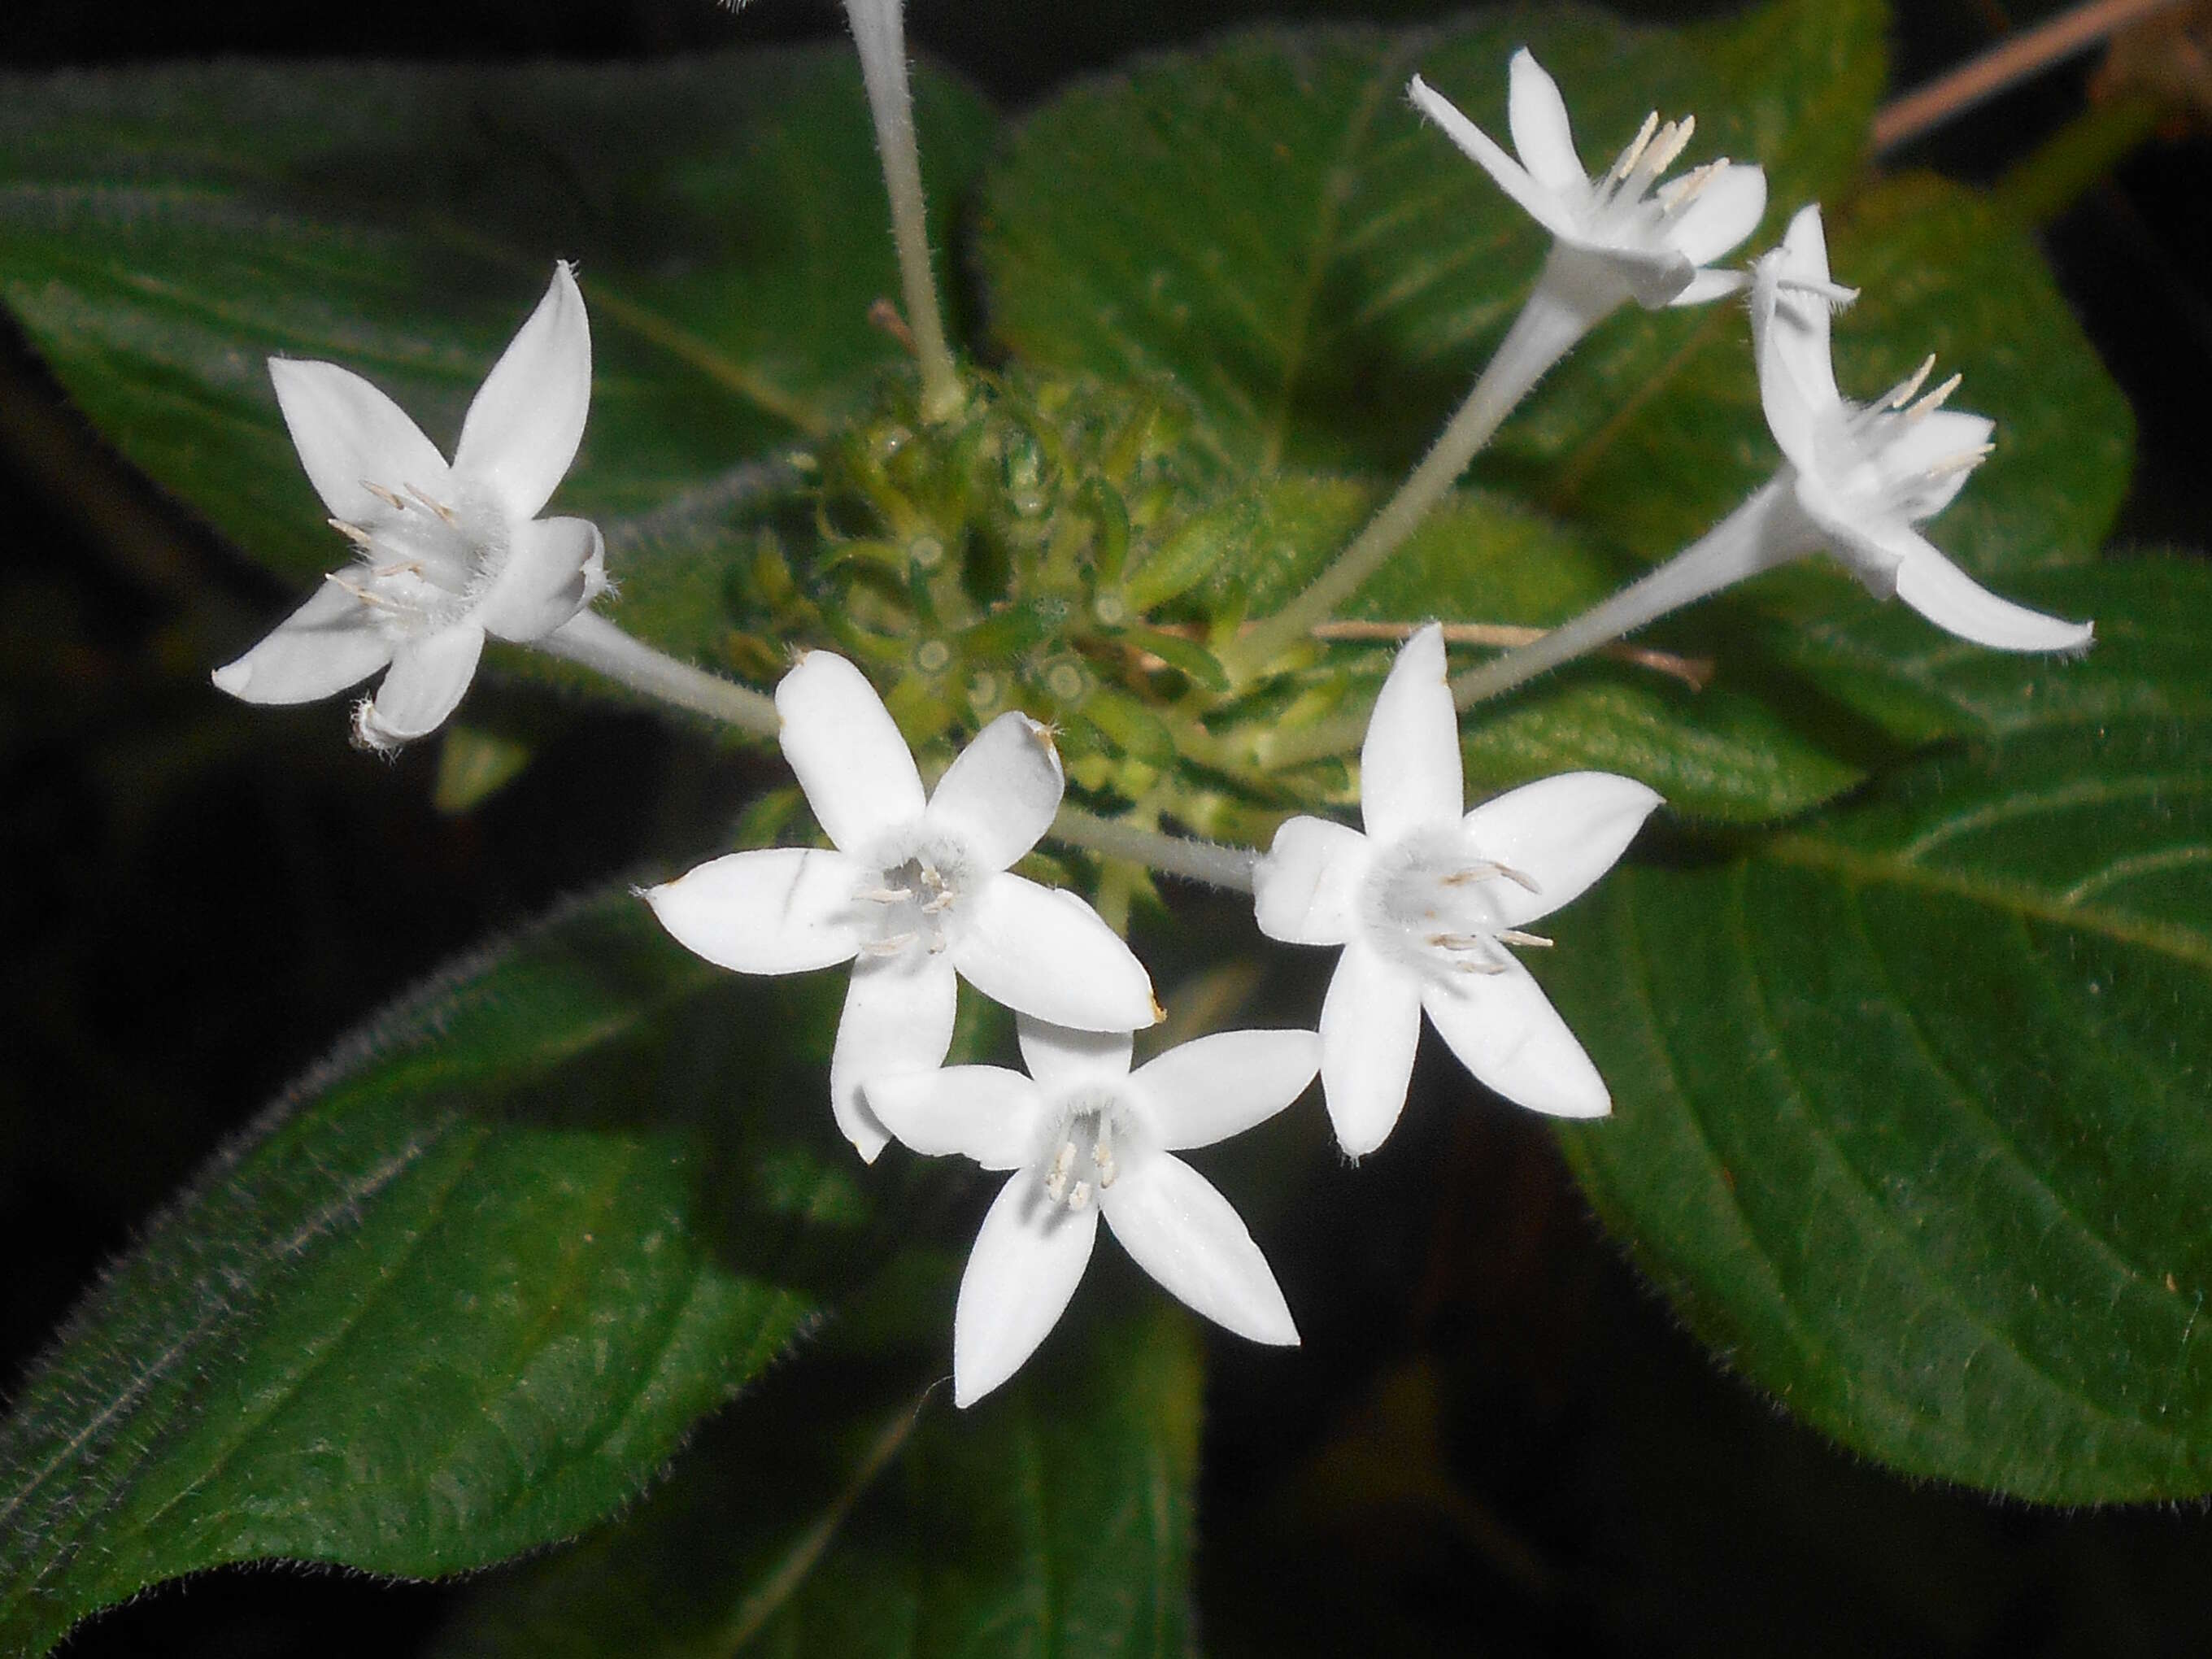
432, 1288, 1204, 1657
0, 49, 994, 585
0, 895, 932, 1655
1546, 557, 2212, 1500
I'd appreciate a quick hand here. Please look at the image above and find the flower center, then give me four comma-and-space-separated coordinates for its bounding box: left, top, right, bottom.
1583, 110, 1724, 248
1821, 356, 1992, 529
324, 480, 509, 634
1037, 1090, 1132, 1213
1361, 825, 1552, 981
853, 829, 973, 960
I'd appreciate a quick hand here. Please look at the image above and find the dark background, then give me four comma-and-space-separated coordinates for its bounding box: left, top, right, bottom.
2, 1, 2209, 1654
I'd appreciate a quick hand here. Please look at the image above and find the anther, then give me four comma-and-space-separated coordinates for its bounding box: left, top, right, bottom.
1443, 860, 1541, 895
1924, 442, 1995, 479
1496, 929, 1555, 950
921, 890, 957, 915
329, 517, 376, 548
363, 481, 409, 512
861, 932, 917, 956
1644, 113, 1695, 176
371, 560, 425, 579
1609, 111, 1660, 181
1885, 355, 1939, 410
1067, 1181, 1093, 1211
1044, 1141, 1074, 1204
405, 484, 459, 526
1657, 159, 1721, 214
323, 571, 398, 610
1905, 372, 1964, 423
856, 886, 914, 904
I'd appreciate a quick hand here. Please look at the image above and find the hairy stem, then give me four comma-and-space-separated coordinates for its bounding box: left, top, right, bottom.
1048, 805, 1258, 893
844, 0, 964, 423
1229, 247, 1617, 675
537, 610, 782, 737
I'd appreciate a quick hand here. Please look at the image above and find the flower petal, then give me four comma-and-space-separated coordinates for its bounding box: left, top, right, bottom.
211, 577, 394, 705
1880, 407, 1995, 521
355, 623, 484, 751
1409, 75, 1579, 242
953, 873, 1159, 1032
1017, 1017, 1135, 1093
1752, 206, 1841, 471
1891, 533, 2095, 652
925, 712, 1064, 872
1318, 942, 1423, 1157
1461, 772, 1662, 927
1133, 1030, 1321, 1152
830, 953, 959, 1163
1667, 161, 1766, 270
642, 847, 863, 974
1252, 816, 1372, 946
268, 357, 451, 526
1667, 265, 1751, 308
1102, 1153, 1297, 1345
477, 515, 603, 642
1361, 622, 1462, 843
1419, 956, 1609, 1118
776, 651, 925, 855
452, 262, 592, 521
1505, 50, 1586, 194
953, 1172, 1099, 1408
864, 1065, 1042, 1169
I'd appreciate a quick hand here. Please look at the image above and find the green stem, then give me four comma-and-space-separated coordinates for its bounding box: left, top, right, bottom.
844, 0, 964, 424
1050, 805, 1257, 893
1991, 92, 2163, 227
536, 610, 782, 737
1227, 247, 1616, 677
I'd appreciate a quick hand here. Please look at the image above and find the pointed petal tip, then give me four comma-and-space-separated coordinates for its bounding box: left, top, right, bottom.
210, 658, 250, 697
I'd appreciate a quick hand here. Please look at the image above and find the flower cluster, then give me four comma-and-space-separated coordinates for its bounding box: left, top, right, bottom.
209, 46, 2099, 1407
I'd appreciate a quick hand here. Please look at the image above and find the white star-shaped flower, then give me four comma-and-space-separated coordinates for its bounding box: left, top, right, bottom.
211, 263, 607, 751
646, 651, 1161, 1161
1252, 625, 1660, 1157
867, 1016, 1313, 1406
1753, 205, 2092, 651
1409, 50, 1768, 311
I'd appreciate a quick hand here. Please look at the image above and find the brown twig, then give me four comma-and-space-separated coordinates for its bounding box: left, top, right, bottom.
1308, 620, 1714, 690
1872, 0, 2190, 152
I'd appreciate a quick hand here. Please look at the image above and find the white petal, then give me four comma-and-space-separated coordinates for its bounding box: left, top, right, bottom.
864, 1065, 1042, 1169
1666, 162, 1766, 269
1505, 50, 1586, 194
1409, 75, 1579, 242
355, 623, 484, 750
1318, 942, 1423, 1157
1667, 266, 1751, 308
1361, 622, 1462, 843
953, 1172, 1099, 1407
1753, 207, 1841, 471
830, 953, 959, 1163
1891, 535, 2095, 652
1461, 772, 1662, 927
1881, 407, 1995, 521
1017, 1017, 1134, 1093
776, 651, 925, 855
953, 873, 1159, 1032
268, 356, 451, 526
452, 263, 592, 521
1420, 956, 1609, 1118
642, 847, 863, 974
925, 712, 1064, 873
1102, 1153, 1298, 1346
477, 516, 603, 642
211, 577, 394, 704
1252, 816, 1372, 946
1132, 1030, 1322, 1152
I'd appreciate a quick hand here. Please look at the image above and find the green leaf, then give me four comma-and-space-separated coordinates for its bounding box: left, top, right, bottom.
431, 1289, 1204, 1658
1545, 556, 2212, 1500
1224, 478, 1861, 823
0, 49, 995, 585
0, 893, 925, 1656
978, 0, 1884, 477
